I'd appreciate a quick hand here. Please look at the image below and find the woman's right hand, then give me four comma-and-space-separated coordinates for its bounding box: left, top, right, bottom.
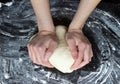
27, 30, 58, 68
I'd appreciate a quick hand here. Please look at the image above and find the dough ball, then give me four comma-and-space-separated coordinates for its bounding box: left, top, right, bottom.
49, 25, 74, 73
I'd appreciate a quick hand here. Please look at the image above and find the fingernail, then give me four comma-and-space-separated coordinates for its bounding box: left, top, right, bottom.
73, 68, 78, 70
70, 67, 78, 70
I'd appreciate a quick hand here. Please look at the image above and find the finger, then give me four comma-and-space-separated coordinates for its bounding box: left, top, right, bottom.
78, 45, 91, 68
44, 41, 57, 68
36, 40, 53, 68
39, 47, 54, 68
42, 62, 54, 68
33, 46, 42, 65
30, 45, 37, 64
38, 46, 46, 64
90, 46, 93, 58
45, 41, 57, 61
27, 44, 32, 60
84, 45, 92, 61
70, 43, 85, 70
90, 50, 93, 61
66, 38, 78, 60
70, 51, 84, 70
41, 62, 54, 68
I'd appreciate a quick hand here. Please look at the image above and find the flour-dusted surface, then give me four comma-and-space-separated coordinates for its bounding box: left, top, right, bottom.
0, 0, 120, 84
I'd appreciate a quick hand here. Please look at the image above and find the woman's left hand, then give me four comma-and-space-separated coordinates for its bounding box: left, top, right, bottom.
66, 29, 93, 70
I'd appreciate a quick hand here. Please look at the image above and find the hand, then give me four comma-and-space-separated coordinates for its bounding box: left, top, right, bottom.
27, 30, 58, 68
66, 29, 93, 70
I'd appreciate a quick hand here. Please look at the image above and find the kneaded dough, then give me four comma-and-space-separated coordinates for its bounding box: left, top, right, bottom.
29, 25, 74, 73
49, 25, 74, 73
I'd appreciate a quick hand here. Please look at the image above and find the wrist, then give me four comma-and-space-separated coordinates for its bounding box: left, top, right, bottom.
68, 24, 84, 33
38, 25, 55, 32
68, 28, 83, 33
37, 20, 55, 32
38, 27, 55, 32
38, 30, 56, 35
69, 23, 84, 31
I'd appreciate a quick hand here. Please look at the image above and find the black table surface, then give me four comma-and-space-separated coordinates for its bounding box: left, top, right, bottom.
0, 0, 120, 84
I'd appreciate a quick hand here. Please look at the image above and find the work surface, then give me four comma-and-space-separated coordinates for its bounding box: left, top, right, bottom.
0, 0, 120, 84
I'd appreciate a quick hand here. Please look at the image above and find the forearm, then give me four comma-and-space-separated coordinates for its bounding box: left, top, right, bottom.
69, 0, 101, 30
30, 0, 55, 32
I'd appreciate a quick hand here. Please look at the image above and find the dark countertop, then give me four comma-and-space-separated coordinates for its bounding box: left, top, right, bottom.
0, 0, 120, 84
